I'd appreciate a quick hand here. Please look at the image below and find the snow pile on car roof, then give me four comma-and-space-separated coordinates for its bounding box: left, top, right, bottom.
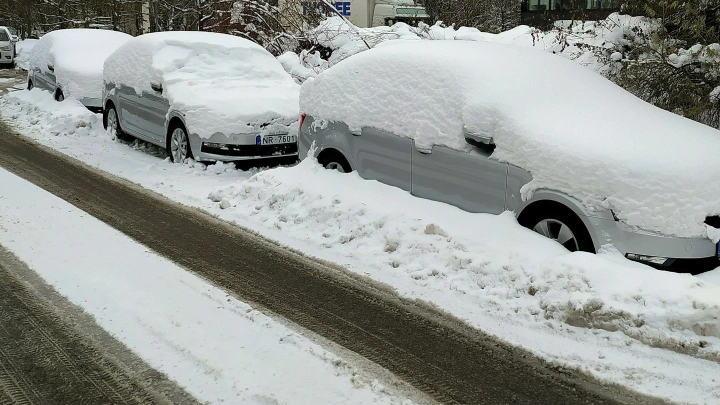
29, 29, 131, 101
104, 31, 300, 138
300, 40, 720, 238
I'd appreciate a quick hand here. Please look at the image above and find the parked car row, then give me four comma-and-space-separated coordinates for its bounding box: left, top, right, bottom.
27, 29, 300, 163
22, 30, 720, 273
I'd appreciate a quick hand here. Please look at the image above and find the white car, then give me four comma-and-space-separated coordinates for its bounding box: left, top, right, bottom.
27, 29, 131, 110
0, 26, 15, 67
102, 31, 300, 163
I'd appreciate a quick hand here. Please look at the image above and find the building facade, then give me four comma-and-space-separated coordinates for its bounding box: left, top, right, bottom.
521, 0, 620, 27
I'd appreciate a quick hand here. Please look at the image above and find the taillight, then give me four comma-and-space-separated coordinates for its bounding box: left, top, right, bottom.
299, 113, 306, 131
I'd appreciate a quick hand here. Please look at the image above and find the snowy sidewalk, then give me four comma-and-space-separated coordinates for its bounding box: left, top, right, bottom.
0, 167, 418, 405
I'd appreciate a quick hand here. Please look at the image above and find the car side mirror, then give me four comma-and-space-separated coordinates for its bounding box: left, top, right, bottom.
150, 83, 163, 93
464, 130, 495, 150
47, 64, 54, 72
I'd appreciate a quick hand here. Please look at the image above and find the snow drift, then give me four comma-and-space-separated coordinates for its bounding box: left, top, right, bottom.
104, 31, 300, 138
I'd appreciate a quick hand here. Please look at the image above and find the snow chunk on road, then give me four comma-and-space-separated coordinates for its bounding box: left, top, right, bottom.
301, 40, 720, 238
2, 88, 100, 136
29, 29, 131, 102
104, 31, 300, 139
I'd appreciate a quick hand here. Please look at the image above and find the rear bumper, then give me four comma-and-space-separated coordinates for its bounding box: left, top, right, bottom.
589, 217, 719, 274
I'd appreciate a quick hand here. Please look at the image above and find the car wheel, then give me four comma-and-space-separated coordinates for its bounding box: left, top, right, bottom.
104, 103, 132, 141
27, 79, 33, 90
518, 203, 595, 253
167, 122, 193, 163
318, 150, 351, 173
55, 89, 64, 102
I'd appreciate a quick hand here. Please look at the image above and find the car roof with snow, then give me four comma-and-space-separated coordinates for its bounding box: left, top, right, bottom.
300, 40, 720, 238
104, 31, 300, 139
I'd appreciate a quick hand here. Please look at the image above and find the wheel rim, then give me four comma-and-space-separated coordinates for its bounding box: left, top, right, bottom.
325, 162, 346, 173
107, 108, 118, 138
532, 219, 579, 252
170, 128, 188, 163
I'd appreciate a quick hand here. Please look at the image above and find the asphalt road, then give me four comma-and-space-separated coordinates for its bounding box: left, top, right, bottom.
0, 69, 662, 405
0, 245, 198, 405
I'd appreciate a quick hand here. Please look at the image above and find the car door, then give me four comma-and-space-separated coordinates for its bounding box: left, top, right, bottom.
411, 143, 507, 214
134, 83, 170, 145
347, 127, 412, 192
114, 84, 143, 137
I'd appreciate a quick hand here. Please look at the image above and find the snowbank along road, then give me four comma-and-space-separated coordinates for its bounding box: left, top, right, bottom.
0, 75, 655, 404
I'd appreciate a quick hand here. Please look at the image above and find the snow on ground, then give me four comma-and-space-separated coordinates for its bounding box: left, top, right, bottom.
14, 39, 37, 71
3, 87, 720, 404
104, 32, 299, 138
301, 40, 720, 239
30, 29, 131, 102
0, 167, 419, 404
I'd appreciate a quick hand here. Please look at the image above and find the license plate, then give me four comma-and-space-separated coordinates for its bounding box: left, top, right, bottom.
717, 243, 720, 258
256, 135, 296, 145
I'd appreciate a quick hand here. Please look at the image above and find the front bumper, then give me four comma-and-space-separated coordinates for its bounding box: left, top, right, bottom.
589, 216, 719, 274
189, 132, 298, 162
0, 51, 14, 64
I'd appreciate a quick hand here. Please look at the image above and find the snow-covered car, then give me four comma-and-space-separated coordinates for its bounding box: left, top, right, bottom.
0, 26, 15, 67
102, 32, 300, 163
27, 29, 131, 109
299, 40, 720, 273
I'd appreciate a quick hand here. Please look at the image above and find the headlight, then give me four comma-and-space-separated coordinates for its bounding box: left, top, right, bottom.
626, 253, 669, 266
0, 46, 10, 51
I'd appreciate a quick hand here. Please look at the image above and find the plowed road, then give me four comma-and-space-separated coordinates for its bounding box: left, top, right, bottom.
0, 68, 655, 405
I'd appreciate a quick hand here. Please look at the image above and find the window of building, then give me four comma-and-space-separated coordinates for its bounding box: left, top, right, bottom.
586, 0, 613, 9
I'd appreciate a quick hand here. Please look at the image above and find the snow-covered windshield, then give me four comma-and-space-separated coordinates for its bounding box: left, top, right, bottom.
300, 40, 720, 238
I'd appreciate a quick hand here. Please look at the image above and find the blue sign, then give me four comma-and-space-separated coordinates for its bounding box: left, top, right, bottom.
301, 1, 351, 16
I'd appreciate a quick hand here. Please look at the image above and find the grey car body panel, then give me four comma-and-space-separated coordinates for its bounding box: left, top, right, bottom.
349, 127, 412, 192
300, 114, 717, 261
103, 82, 297, 162
412, 145, 506, 215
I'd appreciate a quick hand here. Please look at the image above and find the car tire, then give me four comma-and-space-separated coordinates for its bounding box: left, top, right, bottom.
167, 121, 193, 163
318, 150, 351, 173
27, 79, 33, 90
518, 203, 595, 253
104, 103, 133, 142
54, 89, 64, 102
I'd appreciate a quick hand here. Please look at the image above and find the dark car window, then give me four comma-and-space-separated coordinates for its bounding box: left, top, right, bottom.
0, 31, 9, 41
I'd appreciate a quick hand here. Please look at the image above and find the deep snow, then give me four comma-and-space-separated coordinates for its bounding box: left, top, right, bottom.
14, 39, 37, 70
0, 167, 421, 404
103, 31, 300, 138
2, 83, 720, 405
29, 29, 131, 101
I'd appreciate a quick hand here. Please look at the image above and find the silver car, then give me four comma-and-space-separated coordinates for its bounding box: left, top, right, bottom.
299, 117, 720, 273
102, 31, 300, 163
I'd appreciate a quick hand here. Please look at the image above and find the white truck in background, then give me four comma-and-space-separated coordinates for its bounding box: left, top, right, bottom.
297, 0, 430, 28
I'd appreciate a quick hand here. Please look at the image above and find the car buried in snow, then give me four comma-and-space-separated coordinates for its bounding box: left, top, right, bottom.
102, 31, 300, 164
27, 29, 132, 109
299, 40, 720, 273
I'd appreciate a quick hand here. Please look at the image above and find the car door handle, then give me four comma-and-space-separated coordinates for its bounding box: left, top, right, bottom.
150, 83, 163, 93
350, 128, 361, 136
416, 147, 432, 154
